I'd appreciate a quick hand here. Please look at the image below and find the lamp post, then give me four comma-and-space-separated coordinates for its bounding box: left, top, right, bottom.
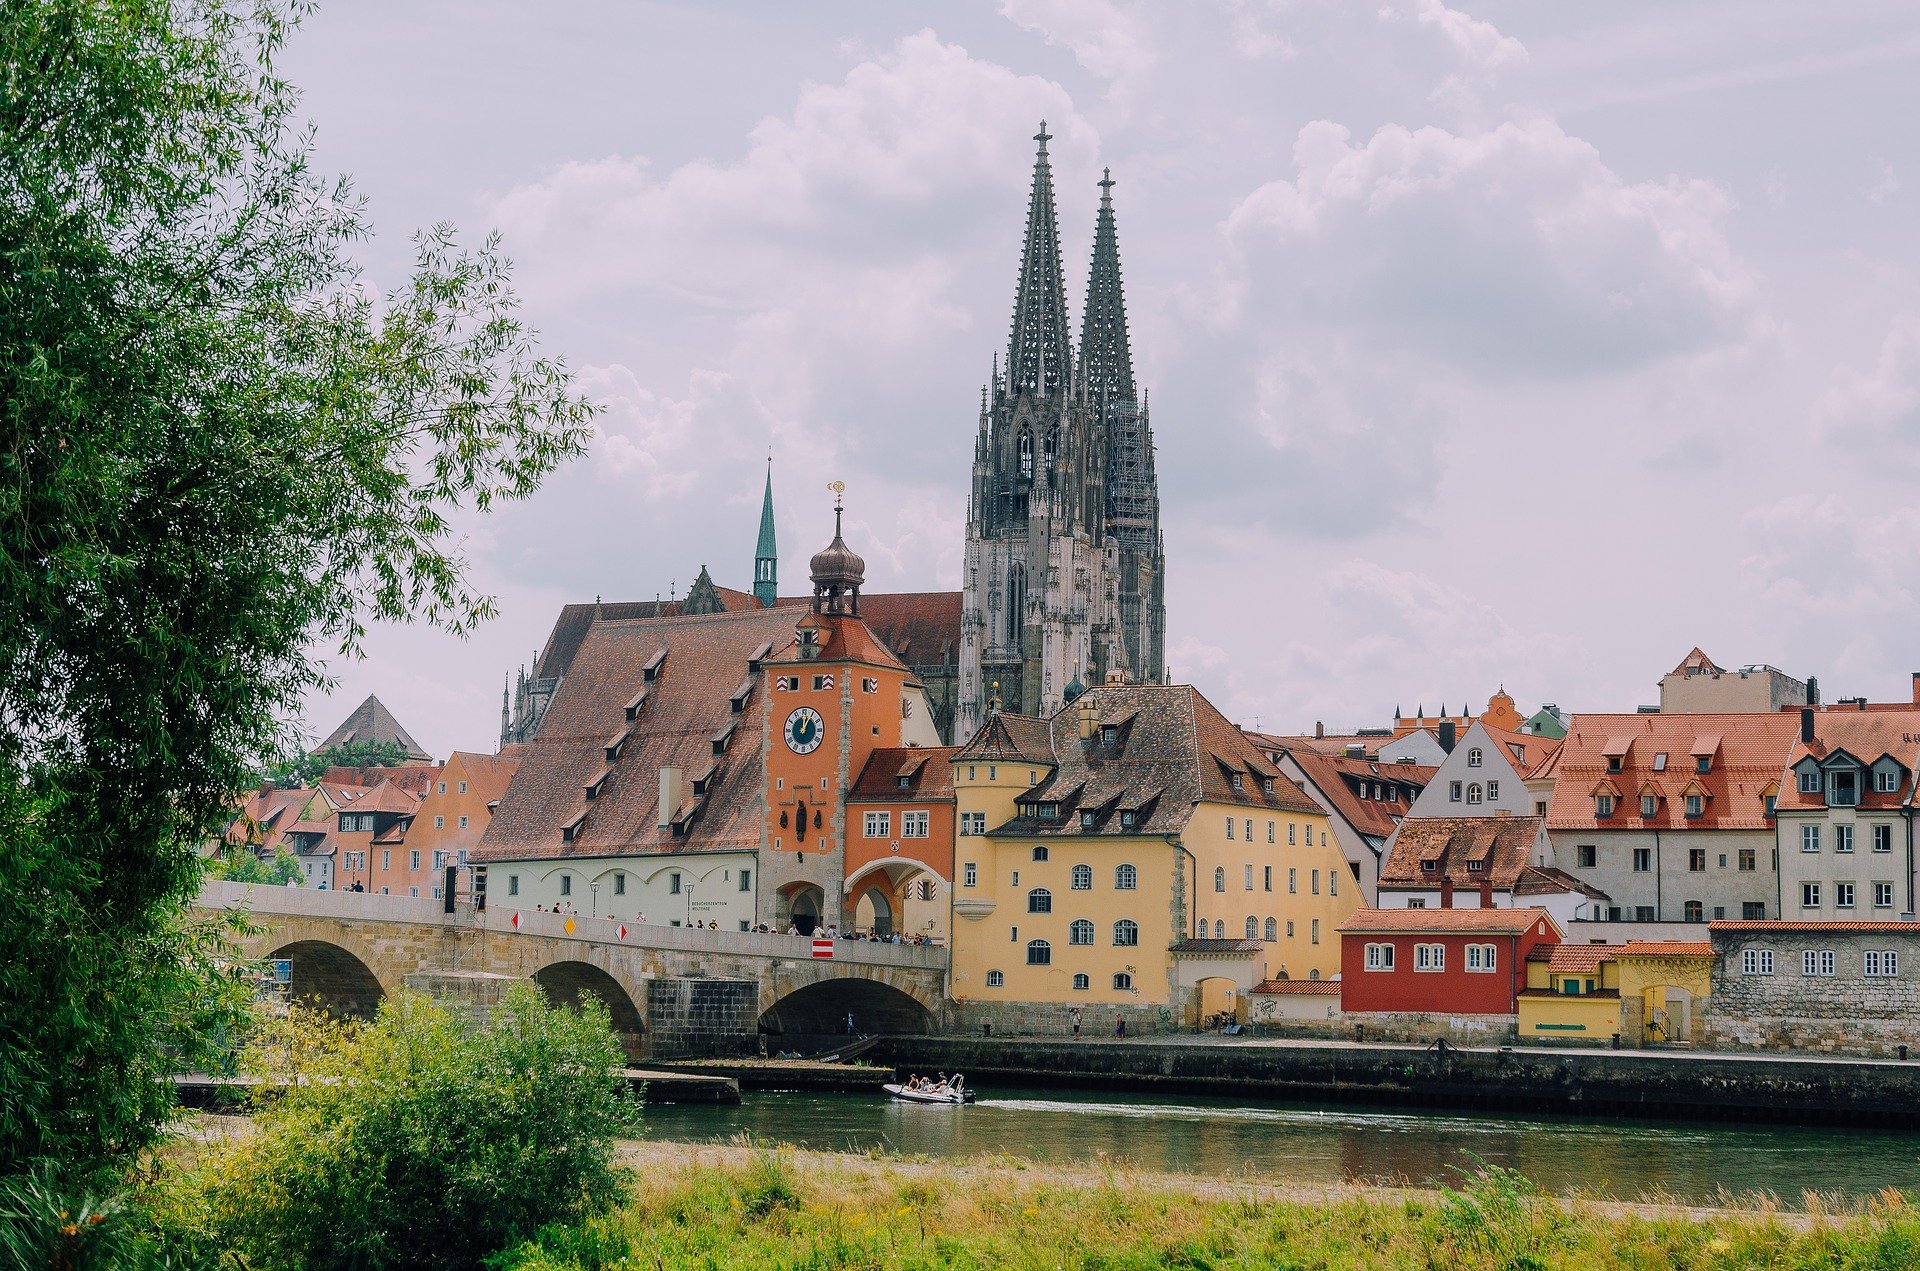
685, 883, 695, 928
590, 881, 600, 919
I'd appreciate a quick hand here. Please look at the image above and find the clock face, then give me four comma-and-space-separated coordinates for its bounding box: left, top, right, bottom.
784, 706, 825, 754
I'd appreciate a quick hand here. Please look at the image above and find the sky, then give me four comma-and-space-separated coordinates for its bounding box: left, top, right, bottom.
281, 0, 1920, 760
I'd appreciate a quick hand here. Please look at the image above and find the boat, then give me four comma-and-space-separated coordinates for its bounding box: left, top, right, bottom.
805, 1035, 879, 1063
884, 1075, 975, 1105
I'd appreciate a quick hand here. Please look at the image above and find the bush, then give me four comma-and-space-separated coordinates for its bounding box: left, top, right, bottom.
184, 985, 640, 1270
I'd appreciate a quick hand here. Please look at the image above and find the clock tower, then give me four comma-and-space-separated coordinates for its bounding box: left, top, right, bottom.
759, 495, 929, 933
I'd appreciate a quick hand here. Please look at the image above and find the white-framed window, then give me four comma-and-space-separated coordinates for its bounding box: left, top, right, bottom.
1875, 824, 1894, 853
986, 970, 1004, 987
1214, 866, 1226, 893
1330, 871, 1338, 897
1244, 864, 1254, 890
437, 781, 447, 794
1875, 881, 1895, 909
1467, 785, 1483, 806
1311, 870, 1320, 895
1072, 973, 1090, 990
1245, 818, 1254, 842
1837, 825, 1855, 853
1487, 780, 1499, 800
902, 810, 929, 838
1264, 866, 1273, 891
1802, 825, 1821, 852
1877, 769, 1900, 794
1685, 795, 1703, 818
1113, 918, 1139, 946
1245, 916, 1258, 939
410, 850, 420, 870
458, 815, 468, 829
1071, 864, 1092, 890
1641, 794, 1658, 817
1866, 950, 1900, 977
1465, 943, 1498, 972
1288, 868, 1297, 894
963, 862, 978, 887
864, 811, 891, 837
1070, 919, 1094, 945
1741, 948, 1773, 975
1115, 864, 1137, 890
1414, 943, 1445, 971
1802, 949, 1836, 977
960, 811, 985, 836
1836, 882, 1856, 909
1214, 919, 1225, 938
1449, 782, 1462, 802
1265, 917, 1278, 940
1364, 942, 1395, 971
1467, 748, 1483, 768
1027, 888, 1051, 913
1801, 882, 1821, 908
1595, 794, 1615, 818
1267, 821, 1276, 844
434, 816, 445, 829
1226, 818, 1235, 840
1113, 972, 1133, 991
457, 781, 467, 794
1288, 823, 1297, 844
1026, 939, 1051, 965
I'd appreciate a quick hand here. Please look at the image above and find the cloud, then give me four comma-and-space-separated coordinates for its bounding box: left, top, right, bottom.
1814, 314, 1920, 458
1221, 117, 1757, 375
996, 0, 1159, 82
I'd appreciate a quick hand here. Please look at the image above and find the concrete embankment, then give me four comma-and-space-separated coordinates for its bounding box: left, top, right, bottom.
872, 1036, 1920, 1126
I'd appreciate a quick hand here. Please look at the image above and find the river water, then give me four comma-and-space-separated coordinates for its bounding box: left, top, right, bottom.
641, 1085, 1920, 1206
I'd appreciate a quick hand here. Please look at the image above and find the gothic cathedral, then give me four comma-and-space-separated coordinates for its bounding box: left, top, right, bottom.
957, 125, 1167, 740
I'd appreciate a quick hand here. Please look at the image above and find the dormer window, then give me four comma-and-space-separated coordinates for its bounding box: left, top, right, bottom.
1606, 756, 1623, 774
1685, 793, 1704, 817
1467, 859, 1484, 872
1102, 726, 1118, 744
1830, 768, 1860, 808
1422, 859, 1437, 872
1080, 811, 1096, 829
1120, 811, 1136, 829
1641, 793, 1658, 817
898, 775, 912, 789
1596, 794, 1616, 818
1876, 767, 1901, 794
1040, 802, 1058, 819
1229, 773, 1244, 792
1260, 778, 1275, 797
641, 649, 666, 682
1798, 767, 1821, 794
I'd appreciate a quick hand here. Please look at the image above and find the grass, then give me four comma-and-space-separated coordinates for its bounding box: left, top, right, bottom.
488, 1141, 1920, 1270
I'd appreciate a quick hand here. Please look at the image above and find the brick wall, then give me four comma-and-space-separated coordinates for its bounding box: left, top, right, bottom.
647, 977, 760, 1058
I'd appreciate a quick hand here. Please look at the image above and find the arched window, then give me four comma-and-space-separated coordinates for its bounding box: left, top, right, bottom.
986, 970, 1004, 987
1213, 919, 1226, 939
1072, 973, 1090, 990
1027, 887, 1052, 914
1043, 426, 1057, 471
1007, 563, 1025, 644
1308, 968, 1320, 981
1245, 916, 1258, 939
1115, 863, 1137, 890
1071, 864, 1093, 890
1018, 429, 1033, 479
1467, 783, 1483, 805
1265, 917, 1278, 941
1467, 748, 1483, 768
1070, 919, 1095, 945
1032, 845, 1049, 862
1113, 972, 1134, 991
1214, 866, 1226, 893
1026, 939, 1051, 965
1113, 919, 1139, 947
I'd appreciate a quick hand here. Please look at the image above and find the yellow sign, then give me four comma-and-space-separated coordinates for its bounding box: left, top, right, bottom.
564, 917, 576, 935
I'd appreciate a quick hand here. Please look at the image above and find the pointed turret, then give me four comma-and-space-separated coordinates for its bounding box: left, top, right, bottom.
1006, 123, 1073, 398
754, 462, 778, 608
1080, 168, 1136, 405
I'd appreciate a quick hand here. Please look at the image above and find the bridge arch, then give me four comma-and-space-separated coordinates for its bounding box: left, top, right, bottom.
761, 974, 935, 1038
531, 960, 648, 1062
269, 938, 386, 1020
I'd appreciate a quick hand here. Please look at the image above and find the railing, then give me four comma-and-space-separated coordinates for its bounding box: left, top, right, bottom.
196, 881, 947, 970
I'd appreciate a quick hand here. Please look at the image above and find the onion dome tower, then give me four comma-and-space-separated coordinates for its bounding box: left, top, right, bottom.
809, 485, 865, 617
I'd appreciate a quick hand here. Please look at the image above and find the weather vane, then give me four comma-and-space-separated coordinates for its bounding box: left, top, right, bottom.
827, 479, 844, 511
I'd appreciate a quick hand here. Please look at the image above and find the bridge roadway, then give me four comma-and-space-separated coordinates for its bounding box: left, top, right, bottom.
197, 881, 949, 1059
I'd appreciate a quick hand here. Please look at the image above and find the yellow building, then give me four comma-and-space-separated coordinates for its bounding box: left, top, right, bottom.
950, 683, 1356, 1033
1517, 941, 1715, 1045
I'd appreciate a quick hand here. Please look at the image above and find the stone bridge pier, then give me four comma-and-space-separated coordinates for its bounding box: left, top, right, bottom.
202, 881, 949, 1059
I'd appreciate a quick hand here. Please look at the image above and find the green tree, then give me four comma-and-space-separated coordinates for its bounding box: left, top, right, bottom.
0, 0, 593, 1185
181, 987, 640, 1271
207, 843, 303, 887
269, 738, 412, 787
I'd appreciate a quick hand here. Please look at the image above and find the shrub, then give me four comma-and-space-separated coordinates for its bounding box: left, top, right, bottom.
192, 984, 640, 1270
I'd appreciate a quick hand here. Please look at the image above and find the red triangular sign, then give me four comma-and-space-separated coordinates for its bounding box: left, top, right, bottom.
510, 911, 521, 929
618, 924, 628, 940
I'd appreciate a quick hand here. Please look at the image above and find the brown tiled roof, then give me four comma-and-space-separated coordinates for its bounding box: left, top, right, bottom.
778, 612, 910, 670
991, 685, 1321, 838
315, 694, 431, 761
954, 711, 1057, 765
1252, 979, 1342, 995
1527, 944, 1616, 972
1512, 864, 1609, 901
1339, 907, 1557, 935
1379, 816, 1546, 890
1709, 920, 1920, 933
452, 752, 522, 806
1619, 941, 1715, 957
1669, 647, 1725, 677
531, 592, 764, 682
1775, 705, 1920, 813
1252, 737, 1433, 840
1546, 712, 1799, 831
352, 778, 424, 816
1478, 723, 1553, 775
478, 606, 807, 862
848, 746, 957, 802
839, 592, 960, 672
1169, 938, 1266, 953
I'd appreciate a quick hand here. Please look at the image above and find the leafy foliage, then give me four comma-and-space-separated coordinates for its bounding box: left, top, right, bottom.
0, 0, 592, 1183
173, 987, 641, 1271
269, 739, 413, 787
205, 843, 304, 887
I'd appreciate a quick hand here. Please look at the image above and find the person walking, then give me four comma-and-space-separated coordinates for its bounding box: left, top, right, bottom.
845, 1010, 856, 1036
1070, 1007, 1082, 1041
1114, 1014, 1126, 1039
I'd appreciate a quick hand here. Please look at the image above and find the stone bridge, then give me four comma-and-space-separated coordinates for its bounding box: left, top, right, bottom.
198, 881, 950, 1059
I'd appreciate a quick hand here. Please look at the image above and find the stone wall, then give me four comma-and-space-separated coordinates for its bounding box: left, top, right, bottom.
1333, 1011, 1516, 1046
948, 998, 1180, 1039
1708, 927, 1920, 1057
648, 978, 761, 1057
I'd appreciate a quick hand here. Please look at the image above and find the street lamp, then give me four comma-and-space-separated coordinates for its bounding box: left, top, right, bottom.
590, 881, 600, 919
684, 883, 695, 928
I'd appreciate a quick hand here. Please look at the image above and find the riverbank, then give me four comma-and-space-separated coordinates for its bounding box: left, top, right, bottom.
491, 1140, 1916, 1269
874, 1034, 1920, 1126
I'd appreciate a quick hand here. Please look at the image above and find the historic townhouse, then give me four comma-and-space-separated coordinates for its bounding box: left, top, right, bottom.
1402, 718, 1557, 821
845, 745, 958, 942
1774, 699, 1920, 922
1707, 919, 1920, 1055
383, 751, 521, 899
1547, 712, 1798, 924
1376, 815, 1606, 926
1247, 731, 1434, 904
1338, 907, 1560, 1022
949, 683, 1354, 1031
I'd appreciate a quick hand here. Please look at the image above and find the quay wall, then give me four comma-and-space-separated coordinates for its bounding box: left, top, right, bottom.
871, 1036, 1920, 1127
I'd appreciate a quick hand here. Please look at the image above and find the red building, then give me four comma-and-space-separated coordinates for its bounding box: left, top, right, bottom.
1338, 907, 1561, 1015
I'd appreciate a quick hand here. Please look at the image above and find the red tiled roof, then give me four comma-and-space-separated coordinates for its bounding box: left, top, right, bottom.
1379, 816, 1545, 890
1619, 941, 1714, 957
352, 778, 424, 816
1526, 944, 1616, 972
1775, 705, 1920, 813
1247, 734, 1433, 841
848, 746, 957, 802
1709, 920, 1920, 933
838, 592, 961, 672
1252, 979, 1342, 995
1339, 907, 1557, 935
1669, 647, 1725, 677
1546, 712, 1799, 831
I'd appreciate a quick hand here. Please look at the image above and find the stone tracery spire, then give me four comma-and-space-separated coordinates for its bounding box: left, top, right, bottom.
1006, 123, 1073, 398
1079, 167, 1136, 405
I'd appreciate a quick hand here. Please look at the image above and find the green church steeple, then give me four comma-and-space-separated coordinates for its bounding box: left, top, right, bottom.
754, 462, 778, 608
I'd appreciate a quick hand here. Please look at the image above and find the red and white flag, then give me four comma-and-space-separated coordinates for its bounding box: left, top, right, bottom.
510, 911, 521, 930
617, 924, 628, 941
811, 937, 834, 959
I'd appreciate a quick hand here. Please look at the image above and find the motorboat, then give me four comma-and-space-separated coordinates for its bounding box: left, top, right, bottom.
884, 1075, 975, 1105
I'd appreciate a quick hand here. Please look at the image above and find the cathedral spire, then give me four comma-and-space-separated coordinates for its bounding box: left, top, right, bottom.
1006, 122, 1073, 398
1080, 167, 1136, 404
754, 459, 778, 608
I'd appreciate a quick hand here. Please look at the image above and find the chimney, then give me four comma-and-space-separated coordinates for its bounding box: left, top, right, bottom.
1479, 880, 1495, 908
1800, 708, 1815, 745
1315, 721, 1325, 740
658, 765, 682, 830
1911, 673, 1920, 706
1440, 879, 1454, 909
1438, 721, 1457, 753
1078, 696, 1097, 741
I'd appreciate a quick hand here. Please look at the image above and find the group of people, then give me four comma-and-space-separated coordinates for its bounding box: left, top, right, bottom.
902, 1072, 963, 1095
775, 922, 935, 946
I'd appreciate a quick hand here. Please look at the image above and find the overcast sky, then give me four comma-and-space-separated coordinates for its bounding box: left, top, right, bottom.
284, 0, 1920, 759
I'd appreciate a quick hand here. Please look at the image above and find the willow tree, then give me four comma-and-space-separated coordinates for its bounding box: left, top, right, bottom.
0, 0, 593, 1180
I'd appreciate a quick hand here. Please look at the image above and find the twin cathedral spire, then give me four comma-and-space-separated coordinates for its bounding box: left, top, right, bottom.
957, 124, 1167, 739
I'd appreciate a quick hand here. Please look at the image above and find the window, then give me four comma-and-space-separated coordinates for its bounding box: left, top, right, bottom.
1487, 781, 1500, 801
1684, 795, 1702, 818
1449, 782, 1462, 802
988, 766, 997, 781
1070, 919, 1095, 945
812, 674, 833, 690
1640, 794, 1658, 817
410, 850, 421, 870
1289, 823, 1297, 844
1264, 866, 1273, 891
1743, 902, 1767, 919
381, 850, 390, 870
506, 874, 520, 896
1801, 882, 1821, 908
668, 872, 682, 894
1113, 972, 1134, 991
986, 970, 1004, 987
862, 677, 879, 693
964, 862, 978, 887
1214, 867, 1226, 893
1027, 888, 1052, 914
1466, 944, 1498, 972
1265, 917, 1278, 940
1026, 940, 1051, 965
1836, 882, 1856, 909
902, 811, 929, 838
1867, 950, 1900, 977
1683, 900, 1704, 922
1245, 818, 1254, 842
434, 815, 445, 829
1364, 943, 1395, 970
1288, 868, 1297, 894
1330, 871, 1338, 897
1080, 811, 1097, 829
1032, 845, 1049, 862
1226, 818, 1235, 840
1741, 948, 1774, 975
864, 811, 891, 838
1467, 748, 1483, 768
1688, 848, 1705, 872
1803, 949, 1836, 977
1071, 864, 1092, 890
437, 781, 447, 794
1467, 784, 1483, 805
740, 869, 752, 892
1875, 882, 1895, 909
1311, 870, 1320, 895
1634, 906, 1655, 921
1596, 794, 1615, 818
1244, 864, 1254, 890
1802, 825, 1821, 853
1832, 769, 1860, 807
1415, 943, 1445, 971
560, 875, 572, 896
1739, 849, 1756, 871
1072, 973, 1090, 990
961, 812, 986, 836
1116, 864, 1137, 890
1120, 811, 1136, 829
1877, 768, 1901, 794
1837, 825, 1855, 854
1113, 919, 1139, 946
1245, 916, 1258, 939
614, 872, 626, 895
1875, 824, 1894, 853
1267, 821, 1276, 844
1632, 847, 1651, 872
1214, 919, 1225, 938
1798, 768, 1821, 794
1578, 844, 1597, 868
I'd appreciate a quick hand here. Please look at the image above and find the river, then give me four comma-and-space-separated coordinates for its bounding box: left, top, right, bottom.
641, 1085, 1920, 1206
